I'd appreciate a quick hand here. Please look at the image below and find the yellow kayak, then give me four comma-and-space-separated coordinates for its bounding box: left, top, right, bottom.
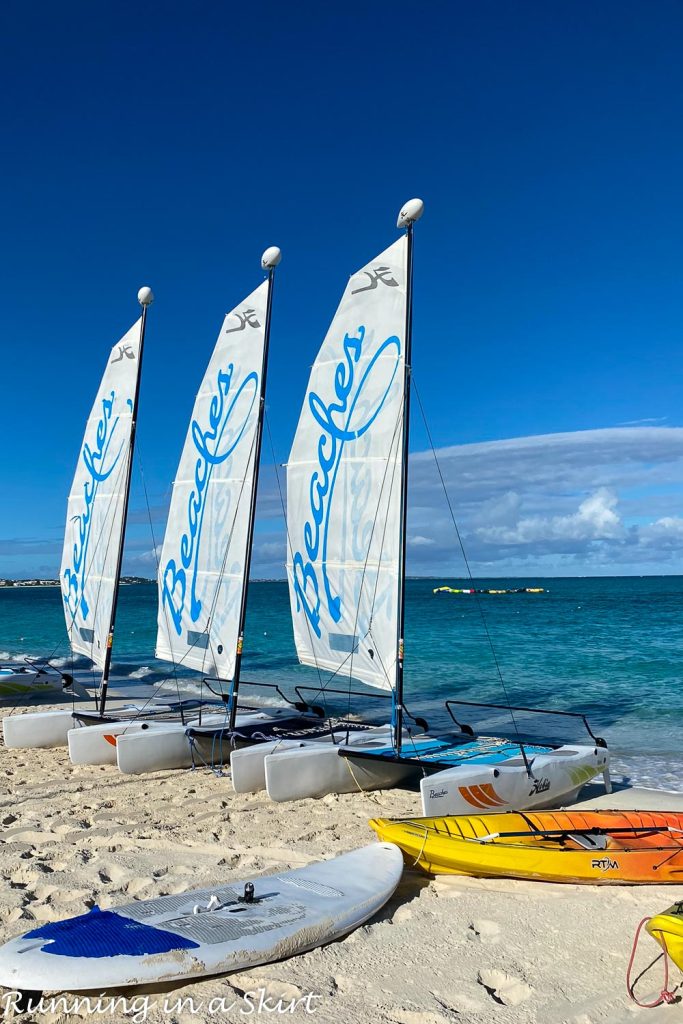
369, 810, 683, 883
647, 903, 683, 970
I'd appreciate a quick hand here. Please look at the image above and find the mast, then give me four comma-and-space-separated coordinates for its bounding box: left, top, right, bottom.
393, 199, 424, 752
228, 246, 281, 729
98, 286, 154, 716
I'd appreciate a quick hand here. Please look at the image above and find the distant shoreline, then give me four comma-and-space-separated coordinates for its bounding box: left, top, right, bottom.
0, 576, 154, 589
2, 573, 683, 588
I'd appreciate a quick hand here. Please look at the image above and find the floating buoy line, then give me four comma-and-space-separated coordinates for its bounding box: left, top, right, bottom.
433, 586, 546, 596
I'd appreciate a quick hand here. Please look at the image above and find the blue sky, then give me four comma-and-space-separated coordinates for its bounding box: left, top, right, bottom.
1, 0, 682, 578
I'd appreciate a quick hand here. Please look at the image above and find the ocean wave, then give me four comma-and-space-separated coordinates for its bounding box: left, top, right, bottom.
149, 677, 288, 710
611, 752, 683, 791
128, 665, 153, 679
50, 654, 91, 669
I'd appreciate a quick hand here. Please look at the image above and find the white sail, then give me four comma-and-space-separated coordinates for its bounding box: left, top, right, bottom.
61, 319, 143, 670
155, 282, 268, 678
286, 236, 406, 690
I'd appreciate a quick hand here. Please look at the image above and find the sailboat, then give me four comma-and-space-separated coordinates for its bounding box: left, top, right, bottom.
2, 288, 168, 749
69, 247, 327, 773
239, 198, 611, 811
0, 659, 73, 700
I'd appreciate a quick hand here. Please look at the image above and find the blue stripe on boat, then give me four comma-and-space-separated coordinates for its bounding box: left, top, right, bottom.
361, 738, 552, 765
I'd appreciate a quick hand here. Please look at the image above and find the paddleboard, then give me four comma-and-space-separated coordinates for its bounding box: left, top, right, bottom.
0, 843, 403, 991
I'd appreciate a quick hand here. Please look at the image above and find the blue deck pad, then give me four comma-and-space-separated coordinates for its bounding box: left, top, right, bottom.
25, 906, 200, 958
367, 737, 552, 765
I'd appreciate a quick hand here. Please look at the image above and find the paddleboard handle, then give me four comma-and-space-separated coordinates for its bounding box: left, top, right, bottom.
240, 883, 255, 904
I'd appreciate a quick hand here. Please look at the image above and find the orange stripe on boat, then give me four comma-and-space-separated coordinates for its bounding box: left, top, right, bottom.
479, 783, 507, 806
458, 786, 490, 809
103, 734, 118, 747
467, 785, 503, 808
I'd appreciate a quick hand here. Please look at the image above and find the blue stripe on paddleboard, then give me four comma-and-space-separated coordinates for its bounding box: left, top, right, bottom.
25, 906, 200, 958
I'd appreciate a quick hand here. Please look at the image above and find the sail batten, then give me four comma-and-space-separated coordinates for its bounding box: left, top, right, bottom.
286, 237, 407, 691
155, 282, 268, 679
60, 319, 143, 670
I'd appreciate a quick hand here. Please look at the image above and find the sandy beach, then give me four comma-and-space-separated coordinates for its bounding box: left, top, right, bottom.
0, 703, 680, 1024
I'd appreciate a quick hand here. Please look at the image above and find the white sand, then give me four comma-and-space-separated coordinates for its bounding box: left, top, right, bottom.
1, 708, 681, 1023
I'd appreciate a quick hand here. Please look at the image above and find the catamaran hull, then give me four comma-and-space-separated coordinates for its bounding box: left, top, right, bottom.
68, 711, 233, 768
116, 722, 195, 774
232, 727, 395, 794
0, 668, 63, 700
3, 710, 75, 749
232, 740, 305, 793
5, 704, 179, 753
264, 737, 420, 802
420, 745, 610, 815
68, 719, 189, 766
114, 710, 324, 775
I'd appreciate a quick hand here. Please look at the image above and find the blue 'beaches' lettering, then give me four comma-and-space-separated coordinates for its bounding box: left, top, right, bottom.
292, 327, 400, 636
62, 392, 125, 624
161, 366, 258, 635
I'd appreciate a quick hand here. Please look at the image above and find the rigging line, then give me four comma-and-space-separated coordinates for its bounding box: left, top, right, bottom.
270, 397, 407, 726
344, 401, 406, 735
264, 397, 403, 736
61, 434, 131, 699
64, 428, 135, 687
362, 406, 406, 686
136, 448, 185, 713
80, 441, 133, 692
330, 405, 405, 699
263, 412, 333, 728
412, 377, 531, 774
115, 421, 265, 728
199, 413, 262, 680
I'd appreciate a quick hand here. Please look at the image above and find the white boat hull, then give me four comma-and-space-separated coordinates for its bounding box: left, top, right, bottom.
232, 739, 315, 793
232, 726, 394, 794
116, 721, 194, 774
3, 710, 75, 749
420, 744, 610, 815
68, 719, 188, 766
68, 711, 231, 768
264, 732, 419, 802
115, 710, 320, 775
4, 703, 176, 752
0, 667, 63, 699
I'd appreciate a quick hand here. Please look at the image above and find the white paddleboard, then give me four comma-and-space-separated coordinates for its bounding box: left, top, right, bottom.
0, 843, 403, 991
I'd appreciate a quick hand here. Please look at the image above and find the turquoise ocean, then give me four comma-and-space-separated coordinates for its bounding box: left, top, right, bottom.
1, 577, 682, 788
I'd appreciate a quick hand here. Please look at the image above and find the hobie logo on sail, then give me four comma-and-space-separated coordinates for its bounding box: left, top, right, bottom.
351, 266, 399, 294
161, 364, 259, 636
225, 309, 261, 333
111, 344, 136, 363
291, 326, 401, 637
63, 391, 127, 623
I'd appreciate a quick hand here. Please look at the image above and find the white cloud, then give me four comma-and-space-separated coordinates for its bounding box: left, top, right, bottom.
9, 426, 679, 580
135, 544, 163, 566
477, 488, 624, 546
639, 516, 683, 549
403, 427, 683, 575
